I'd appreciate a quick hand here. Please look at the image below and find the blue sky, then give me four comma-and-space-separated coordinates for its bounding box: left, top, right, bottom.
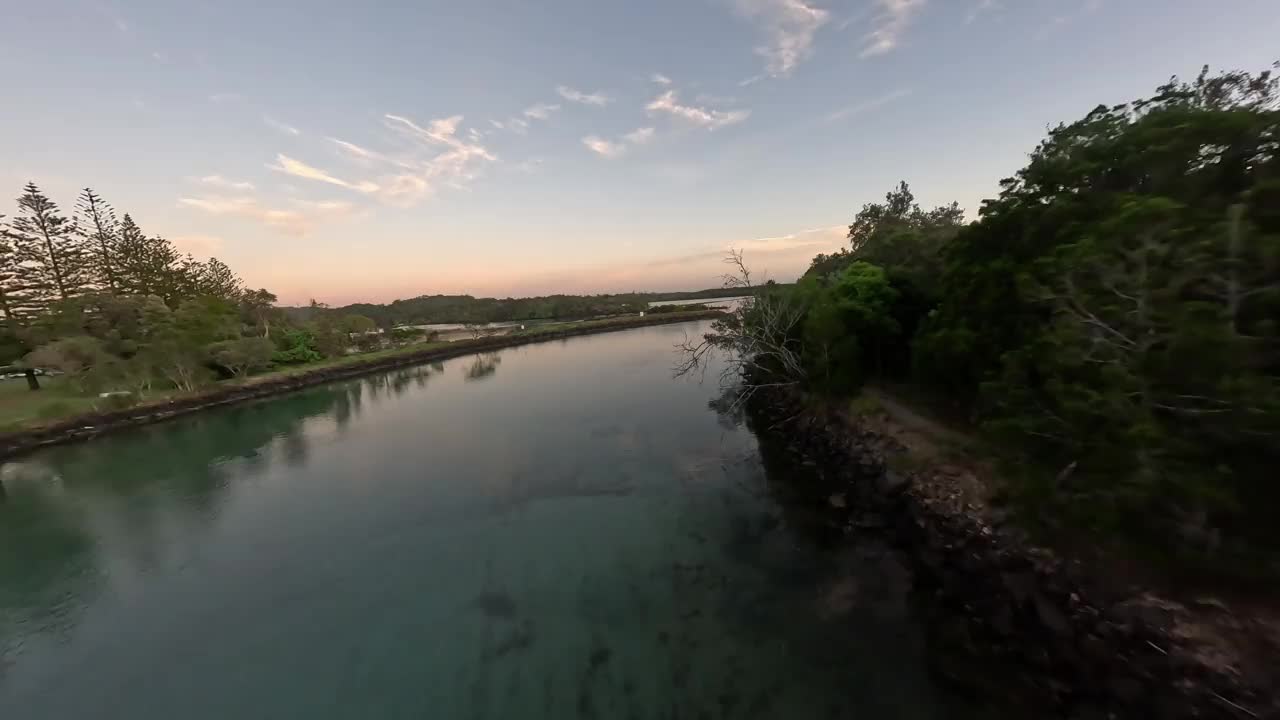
3, 0, 1277, 304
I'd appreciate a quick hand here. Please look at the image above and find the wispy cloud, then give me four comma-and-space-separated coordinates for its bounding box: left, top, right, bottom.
194, 174, 256, 191
624, 127, 655, 145
735, 224, 844, 252
557, 86, 611, 106
378, 112, 498, 201
208, 92, 244, 104
178, 195, 356, 237
328, 138, 376, 160
264, 115, 301, 136
523, 103, 561, 120
732, 0, 831, 77
823, 88, 912, 123
583, 127, 656, 160
861, 0, 926, 58
651, 73, 673, 85
269, 154, 380, 193
646, 91, 750, 130
583, 136, 626, 158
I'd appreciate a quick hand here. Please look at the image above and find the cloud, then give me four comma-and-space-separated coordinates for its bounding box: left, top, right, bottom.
583, 126, 657, 160
208, 92, 244, 103
646, 90, 750, 130
489, 119, 506, 130
823, 88, 912, 123
735, 224, 845, 252
583, 136, 626, 158
861, 0, 926, 57
269, 154, 380, 193
651, 73, 673, 85
379, 112, 498, 199
178, 195, 356, 237
624, 127, 655, 145
523, 103, 561, 120
556, 86, 611, 106
328, 137, 376, 160
733, 0, 831, 77
265, 115, 301, 136
170, 234, 224, 259
194, 174, 255, 191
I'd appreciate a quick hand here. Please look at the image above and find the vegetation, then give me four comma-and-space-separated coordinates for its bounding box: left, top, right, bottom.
296, 285, 770, 327
690, 64, 1280, 571
0, 184, 409, 410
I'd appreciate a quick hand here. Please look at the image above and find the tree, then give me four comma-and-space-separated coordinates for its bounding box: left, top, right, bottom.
846, 181, 965, 285
8, 183, 90, 305
240, 288, 279, 337
26, 336, 118, 392
148, 296, 240, 391
76, 188, 120, 291
911, 63, 1280, 551
192, 257, 243, 300
208, 337, 274, 378
114, 214, 188, 304
799, 261, 900, 393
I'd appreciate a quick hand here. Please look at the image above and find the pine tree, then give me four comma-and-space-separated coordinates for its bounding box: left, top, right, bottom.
9, 182, 90, 305
76, 188, 120, 291
193, 257, 243, 300
114, 214, 189, 305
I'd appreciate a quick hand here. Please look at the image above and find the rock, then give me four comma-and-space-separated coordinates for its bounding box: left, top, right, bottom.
878, 470, 910, 495
1034, 591, 1074, 638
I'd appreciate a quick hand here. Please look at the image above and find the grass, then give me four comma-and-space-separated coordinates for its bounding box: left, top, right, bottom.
0, 310, 718, 435
0, 376, 102, 432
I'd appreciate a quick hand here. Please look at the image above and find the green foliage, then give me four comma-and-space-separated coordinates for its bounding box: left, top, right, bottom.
26, 336, 118, 392
908, 63, 1280, 554
208, 337, 275, 378
797, 262, 900, 393
272, 329, 324, 365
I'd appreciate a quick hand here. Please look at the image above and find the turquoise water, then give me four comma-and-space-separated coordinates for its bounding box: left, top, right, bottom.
0, 321, 972, 719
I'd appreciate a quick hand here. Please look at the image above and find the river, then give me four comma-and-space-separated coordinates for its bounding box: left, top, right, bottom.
0, 320, 979, 719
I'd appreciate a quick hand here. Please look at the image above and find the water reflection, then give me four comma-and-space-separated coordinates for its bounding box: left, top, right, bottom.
0, 382, 355, 659
464, 352, 502, 381
0, 322, 976, 720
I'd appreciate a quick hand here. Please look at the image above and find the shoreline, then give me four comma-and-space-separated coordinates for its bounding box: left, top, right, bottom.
0, 310, 723, 461
744, 385, 1278, 720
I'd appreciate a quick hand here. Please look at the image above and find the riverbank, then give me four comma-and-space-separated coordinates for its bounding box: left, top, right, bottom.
745, 385, 1280, 720
0, 310, 722, 461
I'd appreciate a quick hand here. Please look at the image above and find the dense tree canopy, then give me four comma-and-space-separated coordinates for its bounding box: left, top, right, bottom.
726, 63, 1280, 565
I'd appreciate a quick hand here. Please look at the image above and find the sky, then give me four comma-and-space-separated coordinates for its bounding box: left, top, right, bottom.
2, 1, 1277, 305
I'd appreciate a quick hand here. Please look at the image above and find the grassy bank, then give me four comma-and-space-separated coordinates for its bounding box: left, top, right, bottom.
0, 310, 721, 453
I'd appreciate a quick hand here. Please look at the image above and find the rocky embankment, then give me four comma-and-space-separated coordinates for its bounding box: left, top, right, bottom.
748, 387, 1279, 720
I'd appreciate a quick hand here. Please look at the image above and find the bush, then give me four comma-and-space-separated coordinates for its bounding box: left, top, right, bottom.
271, 329, 323, 365
208, 337, 275, 377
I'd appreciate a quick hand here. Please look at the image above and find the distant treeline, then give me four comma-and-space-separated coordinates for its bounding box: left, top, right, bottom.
288, 285, 770, 327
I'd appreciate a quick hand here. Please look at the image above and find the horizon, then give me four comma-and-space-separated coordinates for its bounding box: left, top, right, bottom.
4, 0, 1277, 305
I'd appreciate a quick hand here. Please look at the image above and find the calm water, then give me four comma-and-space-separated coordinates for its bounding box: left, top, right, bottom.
0, 321, 970, 719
